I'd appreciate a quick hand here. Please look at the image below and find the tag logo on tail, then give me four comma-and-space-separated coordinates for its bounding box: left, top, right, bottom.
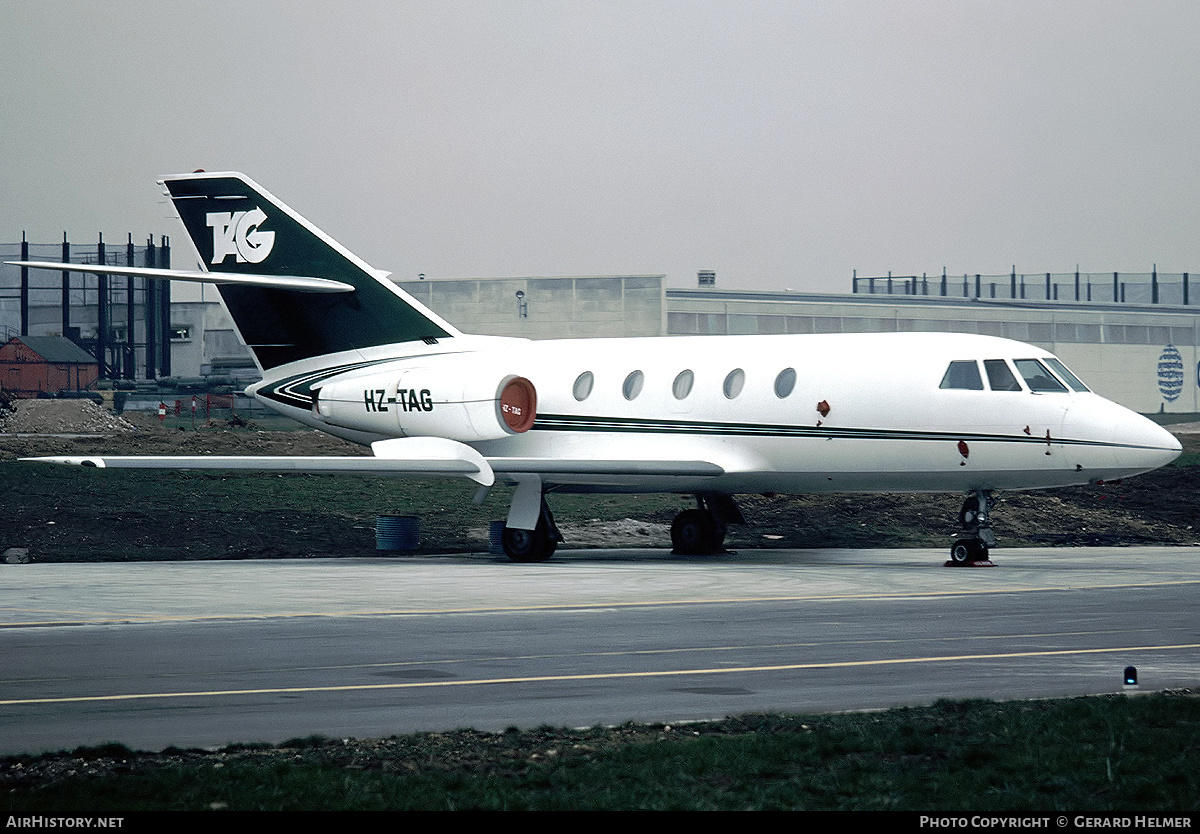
206, 208, 275, 264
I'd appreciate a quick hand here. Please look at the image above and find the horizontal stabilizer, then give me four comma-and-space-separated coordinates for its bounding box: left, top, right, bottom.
5, 261, 353, 294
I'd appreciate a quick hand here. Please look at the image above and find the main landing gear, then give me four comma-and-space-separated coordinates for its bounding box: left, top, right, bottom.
497, 490, 745, 562
670, 493, 745, 556
500, 499, 561, 563
949, 489, 997, 565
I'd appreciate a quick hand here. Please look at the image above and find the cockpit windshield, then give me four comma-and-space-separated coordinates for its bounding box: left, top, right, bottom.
939, 360, 983, 390
983, 359, 1021, 391
940, 356, 1092, 393
1013, 359, 1068, 392
1042, 357, 1090, 392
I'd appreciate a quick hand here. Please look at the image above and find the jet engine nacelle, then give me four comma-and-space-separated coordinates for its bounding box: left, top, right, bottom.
313, 360, 537, 442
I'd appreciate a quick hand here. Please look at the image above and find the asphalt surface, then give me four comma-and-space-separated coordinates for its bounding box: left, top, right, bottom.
1, 546, 1198, 755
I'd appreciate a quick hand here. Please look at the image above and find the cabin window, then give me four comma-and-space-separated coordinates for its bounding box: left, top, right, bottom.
939, 360, 983, 390
672, 370, 694, 400
623, 370, 644, 400
723, 368, 745, 399
774, 367, 796, 398
573, 371, 594, 401
983, 359, 1022, 391
1014, 359, 1068, 392
1044, 357, 1090, 392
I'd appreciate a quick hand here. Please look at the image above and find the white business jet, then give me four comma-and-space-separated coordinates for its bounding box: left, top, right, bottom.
9, 172, 1182, 563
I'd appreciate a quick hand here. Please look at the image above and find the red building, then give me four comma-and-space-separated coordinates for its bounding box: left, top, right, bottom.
0, 336, 99, 397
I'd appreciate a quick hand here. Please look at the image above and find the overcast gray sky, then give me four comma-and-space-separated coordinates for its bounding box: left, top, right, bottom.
2, 1, 1198, 292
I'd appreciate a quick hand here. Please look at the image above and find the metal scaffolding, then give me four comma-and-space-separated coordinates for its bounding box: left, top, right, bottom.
1, 233, 172, 380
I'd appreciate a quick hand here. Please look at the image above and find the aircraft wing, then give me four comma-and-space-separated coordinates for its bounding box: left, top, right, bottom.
21, 443, 727, 488
5, 261, 353, 294
22, 437, 496, 485
20, 454, 488, 476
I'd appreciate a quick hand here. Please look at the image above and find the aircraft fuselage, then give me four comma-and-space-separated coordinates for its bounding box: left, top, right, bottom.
250, 330, 1180, 497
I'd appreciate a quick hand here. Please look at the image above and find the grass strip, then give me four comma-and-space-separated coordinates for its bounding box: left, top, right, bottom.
2, 693, 1197, 811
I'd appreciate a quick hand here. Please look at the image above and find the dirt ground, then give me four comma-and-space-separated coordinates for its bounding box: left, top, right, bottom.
2, 399, 1199, 561
0, 399, 367, 457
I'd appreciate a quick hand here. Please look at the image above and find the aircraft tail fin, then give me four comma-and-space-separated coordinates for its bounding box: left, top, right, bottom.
160, 171, 457, 370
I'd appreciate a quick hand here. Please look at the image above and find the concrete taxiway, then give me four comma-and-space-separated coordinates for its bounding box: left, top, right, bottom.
1, 546, 1197, 754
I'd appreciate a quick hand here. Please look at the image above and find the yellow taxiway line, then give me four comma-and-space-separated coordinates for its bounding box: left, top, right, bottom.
3, 642, 1197, 707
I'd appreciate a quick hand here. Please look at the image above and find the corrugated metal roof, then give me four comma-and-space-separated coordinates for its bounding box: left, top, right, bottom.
3, 336, 98, 364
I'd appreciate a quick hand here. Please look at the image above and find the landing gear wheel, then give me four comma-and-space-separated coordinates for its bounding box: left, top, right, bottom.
671, 509, 726, 555
950, 490, 997, 565
501, 521, 557, 563
949, 538, 988, 564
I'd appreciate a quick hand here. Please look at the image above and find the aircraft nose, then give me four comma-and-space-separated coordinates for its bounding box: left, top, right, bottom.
1109, 406, 1181, 473
1064, 396, 1181, 478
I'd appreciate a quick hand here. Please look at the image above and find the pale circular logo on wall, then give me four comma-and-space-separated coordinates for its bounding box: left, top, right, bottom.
1157, 344, 1183, 402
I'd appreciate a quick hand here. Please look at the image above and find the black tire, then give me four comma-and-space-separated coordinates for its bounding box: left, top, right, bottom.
949, 539, 987, 564
671, 509, 723, 555
501, 522, 556, 563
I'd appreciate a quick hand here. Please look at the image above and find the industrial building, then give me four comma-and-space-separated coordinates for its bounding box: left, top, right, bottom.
3, 233, 1197, 415
395, 270, 1200, 415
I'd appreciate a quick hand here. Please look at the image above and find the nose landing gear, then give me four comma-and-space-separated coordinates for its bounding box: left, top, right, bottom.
949, 490, 997, 566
